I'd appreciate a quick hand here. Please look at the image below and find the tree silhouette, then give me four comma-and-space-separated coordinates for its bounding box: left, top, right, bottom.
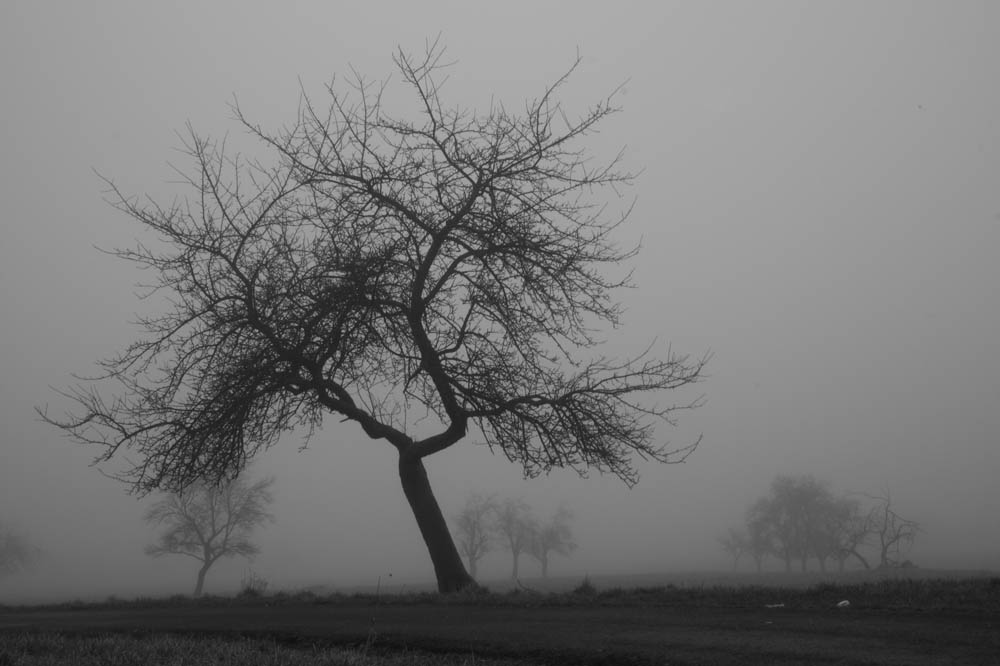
453, 493, 496, 580
144, 476, 274, 596
0, 522, 39, 580
529, 506, 576, 577
495, 498, 536, 581
40, 41, 706, 593
867, 491, 920, 568
719, 528, 748, 571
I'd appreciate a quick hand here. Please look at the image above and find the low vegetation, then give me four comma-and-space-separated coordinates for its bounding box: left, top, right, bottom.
4, 574, 997, 614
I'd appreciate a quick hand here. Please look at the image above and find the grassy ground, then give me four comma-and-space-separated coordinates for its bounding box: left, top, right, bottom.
6, 572, 998, 613
2, 575, 998, 665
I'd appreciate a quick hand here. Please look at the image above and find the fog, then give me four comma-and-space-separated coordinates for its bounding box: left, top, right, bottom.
2, 2, 998, 602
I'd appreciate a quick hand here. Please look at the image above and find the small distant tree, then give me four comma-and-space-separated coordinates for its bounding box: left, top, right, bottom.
144, 476, 275, 596
743, 507, 773, 573
453, 493, 496, 580
748, 493, 794, 572
529, 506, 576, 577
0, 522, 39, 580
825, 497, 873, 571
867, 491, 920, 568
719, 528, 748, 571
753, 475, 835, 572
494, 498, 536, 580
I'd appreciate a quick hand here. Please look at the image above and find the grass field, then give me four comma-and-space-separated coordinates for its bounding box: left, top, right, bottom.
2, 573, 998, 665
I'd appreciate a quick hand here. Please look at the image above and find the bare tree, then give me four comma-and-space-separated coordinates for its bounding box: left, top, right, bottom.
743, 506, 773, 573
144, 476, 274, 596
39, 41, 706, 593
529, 506, 576, 578
453, 493, 496, 580
751, 475, 835, 572
0, 522, 39, 580
495, 498, 536, 581
719, 528, 748, 571
825, 497, 873, 571
866, 491, 920, 569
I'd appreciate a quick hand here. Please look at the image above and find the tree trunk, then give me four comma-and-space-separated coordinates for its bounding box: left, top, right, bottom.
541, 553, 549, 578
468, 557, 478, 580
511, 552, 520, 580
193, 562, 210, 597
398, 456, 475, 593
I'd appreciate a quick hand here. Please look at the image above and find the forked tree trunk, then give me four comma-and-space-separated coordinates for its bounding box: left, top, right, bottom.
398, 456, 475, 593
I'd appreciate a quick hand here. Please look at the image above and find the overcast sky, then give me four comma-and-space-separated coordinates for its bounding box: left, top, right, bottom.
2, 1, 998, 601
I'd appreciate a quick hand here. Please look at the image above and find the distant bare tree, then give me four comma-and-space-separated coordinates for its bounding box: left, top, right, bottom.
743, 505, 773, 573
751, 475, 835, 572
719, 528, 748, 571
144, 476, 275, 596
453, 493, 496, 580
867, 491, 920, 568
825, 497, 873, 571
494, 498, 536, 581
0, 522, 39, 580
529, 506, 576, 578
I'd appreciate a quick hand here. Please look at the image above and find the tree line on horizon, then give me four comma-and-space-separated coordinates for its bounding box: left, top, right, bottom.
721, 474, 921, 574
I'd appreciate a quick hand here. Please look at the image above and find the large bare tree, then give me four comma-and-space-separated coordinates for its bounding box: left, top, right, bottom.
144, 476, 274, 596
40, 41, 706, 593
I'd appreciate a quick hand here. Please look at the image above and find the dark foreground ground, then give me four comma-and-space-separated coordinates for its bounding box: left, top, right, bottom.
2, 597, 998, 665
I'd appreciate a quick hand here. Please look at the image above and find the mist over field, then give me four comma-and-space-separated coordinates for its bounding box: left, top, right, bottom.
2, 2, 998, 603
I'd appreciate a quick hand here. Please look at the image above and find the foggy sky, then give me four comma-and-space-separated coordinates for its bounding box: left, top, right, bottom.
2, 1, 998, 601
